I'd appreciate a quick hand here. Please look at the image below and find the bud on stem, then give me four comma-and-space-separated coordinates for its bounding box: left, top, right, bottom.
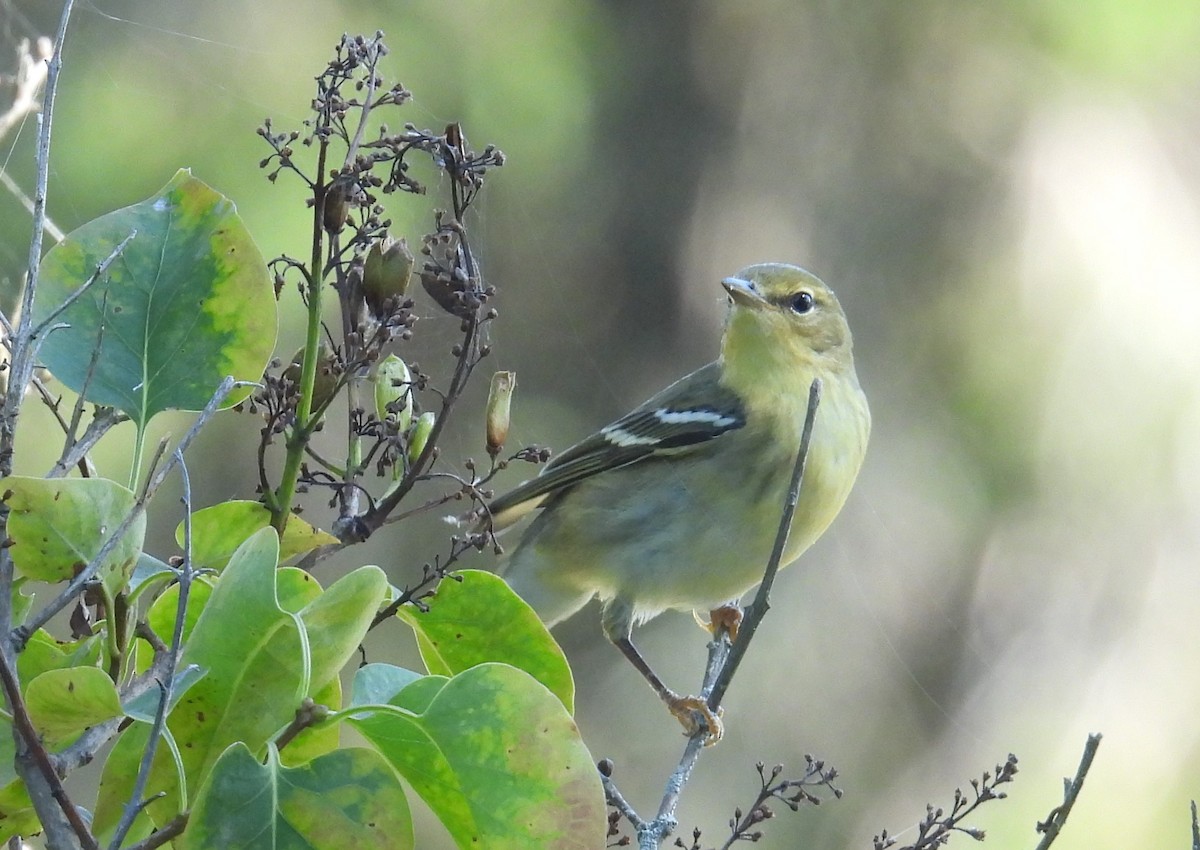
322, 175, 355, 234
485, 371, 516, 457
373, 354, 414, 434
407, 411, 436, 467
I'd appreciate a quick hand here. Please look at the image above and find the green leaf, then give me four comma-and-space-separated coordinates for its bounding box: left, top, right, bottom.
182, 744, 412, 850
17, 629, 101, 683
3, 476, 145, 597
93, 527, 306, 840
348, 664, 446, 715
25, 667, 124, 746
148, 576, 212, 648
350, 663, 603, 850
298, 565, 387, 692
10, 577, 33, 627
171, 528, 306, 783
129, 551, 174, 595
0, 717, 20, 789
34, 169, 276, 426
349, 663, 423, 708
392, 675, 449, 714
273, 564, 386, 764
0, 718, 36, 842
182, 500, 338, 569
96, 531, 385, 840
93, 723, 155, 847
0, 783, 37, 843
397, 570, 574, 712
123, 664, 206, 723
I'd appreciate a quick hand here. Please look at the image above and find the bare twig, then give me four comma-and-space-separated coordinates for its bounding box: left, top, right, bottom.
14, 377, 241, 646
1190, 800, 1198, 850
1033, 734, 1102, 850
872, 755, 1019, 850
107, 451, 196, 850
0, 638, 96, 849
0, 8, 88, 848
714, 759, 841, 850
1, 4, 72, 472
708, 378, 821, 708
49, 406, 126, 478
608, 379, 823, 849
31, 230, 136, 338
122, 813, 188, 850
273, 697, 330, 753
601, 768, 647, 833
341, 35, 380, 167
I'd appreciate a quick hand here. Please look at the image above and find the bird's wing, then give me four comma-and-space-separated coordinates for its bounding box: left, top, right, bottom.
486, 362, 746, 528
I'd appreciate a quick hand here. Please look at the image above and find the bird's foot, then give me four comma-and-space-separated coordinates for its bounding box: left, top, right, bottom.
666, 693, 724, 746
694, 604, 743, 642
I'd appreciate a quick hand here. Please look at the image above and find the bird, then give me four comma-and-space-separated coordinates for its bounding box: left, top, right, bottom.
485, 263, 870, 740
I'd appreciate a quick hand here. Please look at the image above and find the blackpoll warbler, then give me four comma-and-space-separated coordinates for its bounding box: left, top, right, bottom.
488, 263, 870, 737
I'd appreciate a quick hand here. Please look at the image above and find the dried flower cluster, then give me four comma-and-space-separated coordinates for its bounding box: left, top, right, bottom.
873, 754, 1019, 850
245, 32, 540, 565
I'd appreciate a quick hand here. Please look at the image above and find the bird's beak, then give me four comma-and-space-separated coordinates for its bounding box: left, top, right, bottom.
721, 276, 766, 309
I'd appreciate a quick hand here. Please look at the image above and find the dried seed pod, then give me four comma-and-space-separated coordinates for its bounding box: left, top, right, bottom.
418, 226, 478, 318
284, 345, 339, 414
362, 233, 414, 318
485, 371, 516, 457
420, 265, 468, 317
322, 175, 355, 234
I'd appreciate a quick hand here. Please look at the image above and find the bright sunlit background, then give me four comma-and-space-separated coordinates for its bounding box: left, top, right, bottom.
2, 2, 1199, 848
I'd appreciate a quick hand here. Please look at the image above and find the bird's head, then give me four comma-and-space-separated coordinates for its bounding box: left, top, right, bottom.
720, 263, 854, 370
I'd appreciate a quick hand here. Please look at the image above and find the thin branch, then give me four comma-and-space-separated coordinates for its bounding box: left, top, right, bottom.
708, 377, 821, 709
122, 813, 188, 850
272, 697, 330, 753
601, 769, 647, 833
63, 293, 112, 441
0, 636, 96, 849
27, 374, 106, 478
609, 378, 823, 849
0, 8, 92, 849
1033, 733, 1102, 850
31, 230, 135, 338
2, 3, 71, 467
354, 309, 482, 536
1190, 800, 1198, 850
14, 377, 241, 646
107, 450, 195, 850
49, 406, 126, 478
872, 754, 1019, 849
342, 36, 380, 167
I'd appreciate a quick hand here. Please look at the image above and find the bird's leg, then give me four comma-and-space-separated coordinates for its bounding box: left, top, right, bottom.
603, 601, 723, 745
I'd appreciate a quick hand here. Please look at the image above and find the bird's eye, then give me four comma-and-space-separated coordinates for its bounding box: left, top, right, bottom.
790, 291, 814, 314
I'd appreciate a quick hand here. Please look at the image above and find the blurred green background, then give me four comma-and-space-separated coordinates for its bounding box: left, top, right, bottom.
3, 1, 1200, 847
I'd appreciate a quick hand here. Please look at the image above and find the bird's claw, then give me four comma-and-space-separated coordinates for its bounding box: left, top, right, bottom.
694, 604, 743, 643
667, 694, 724, 746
